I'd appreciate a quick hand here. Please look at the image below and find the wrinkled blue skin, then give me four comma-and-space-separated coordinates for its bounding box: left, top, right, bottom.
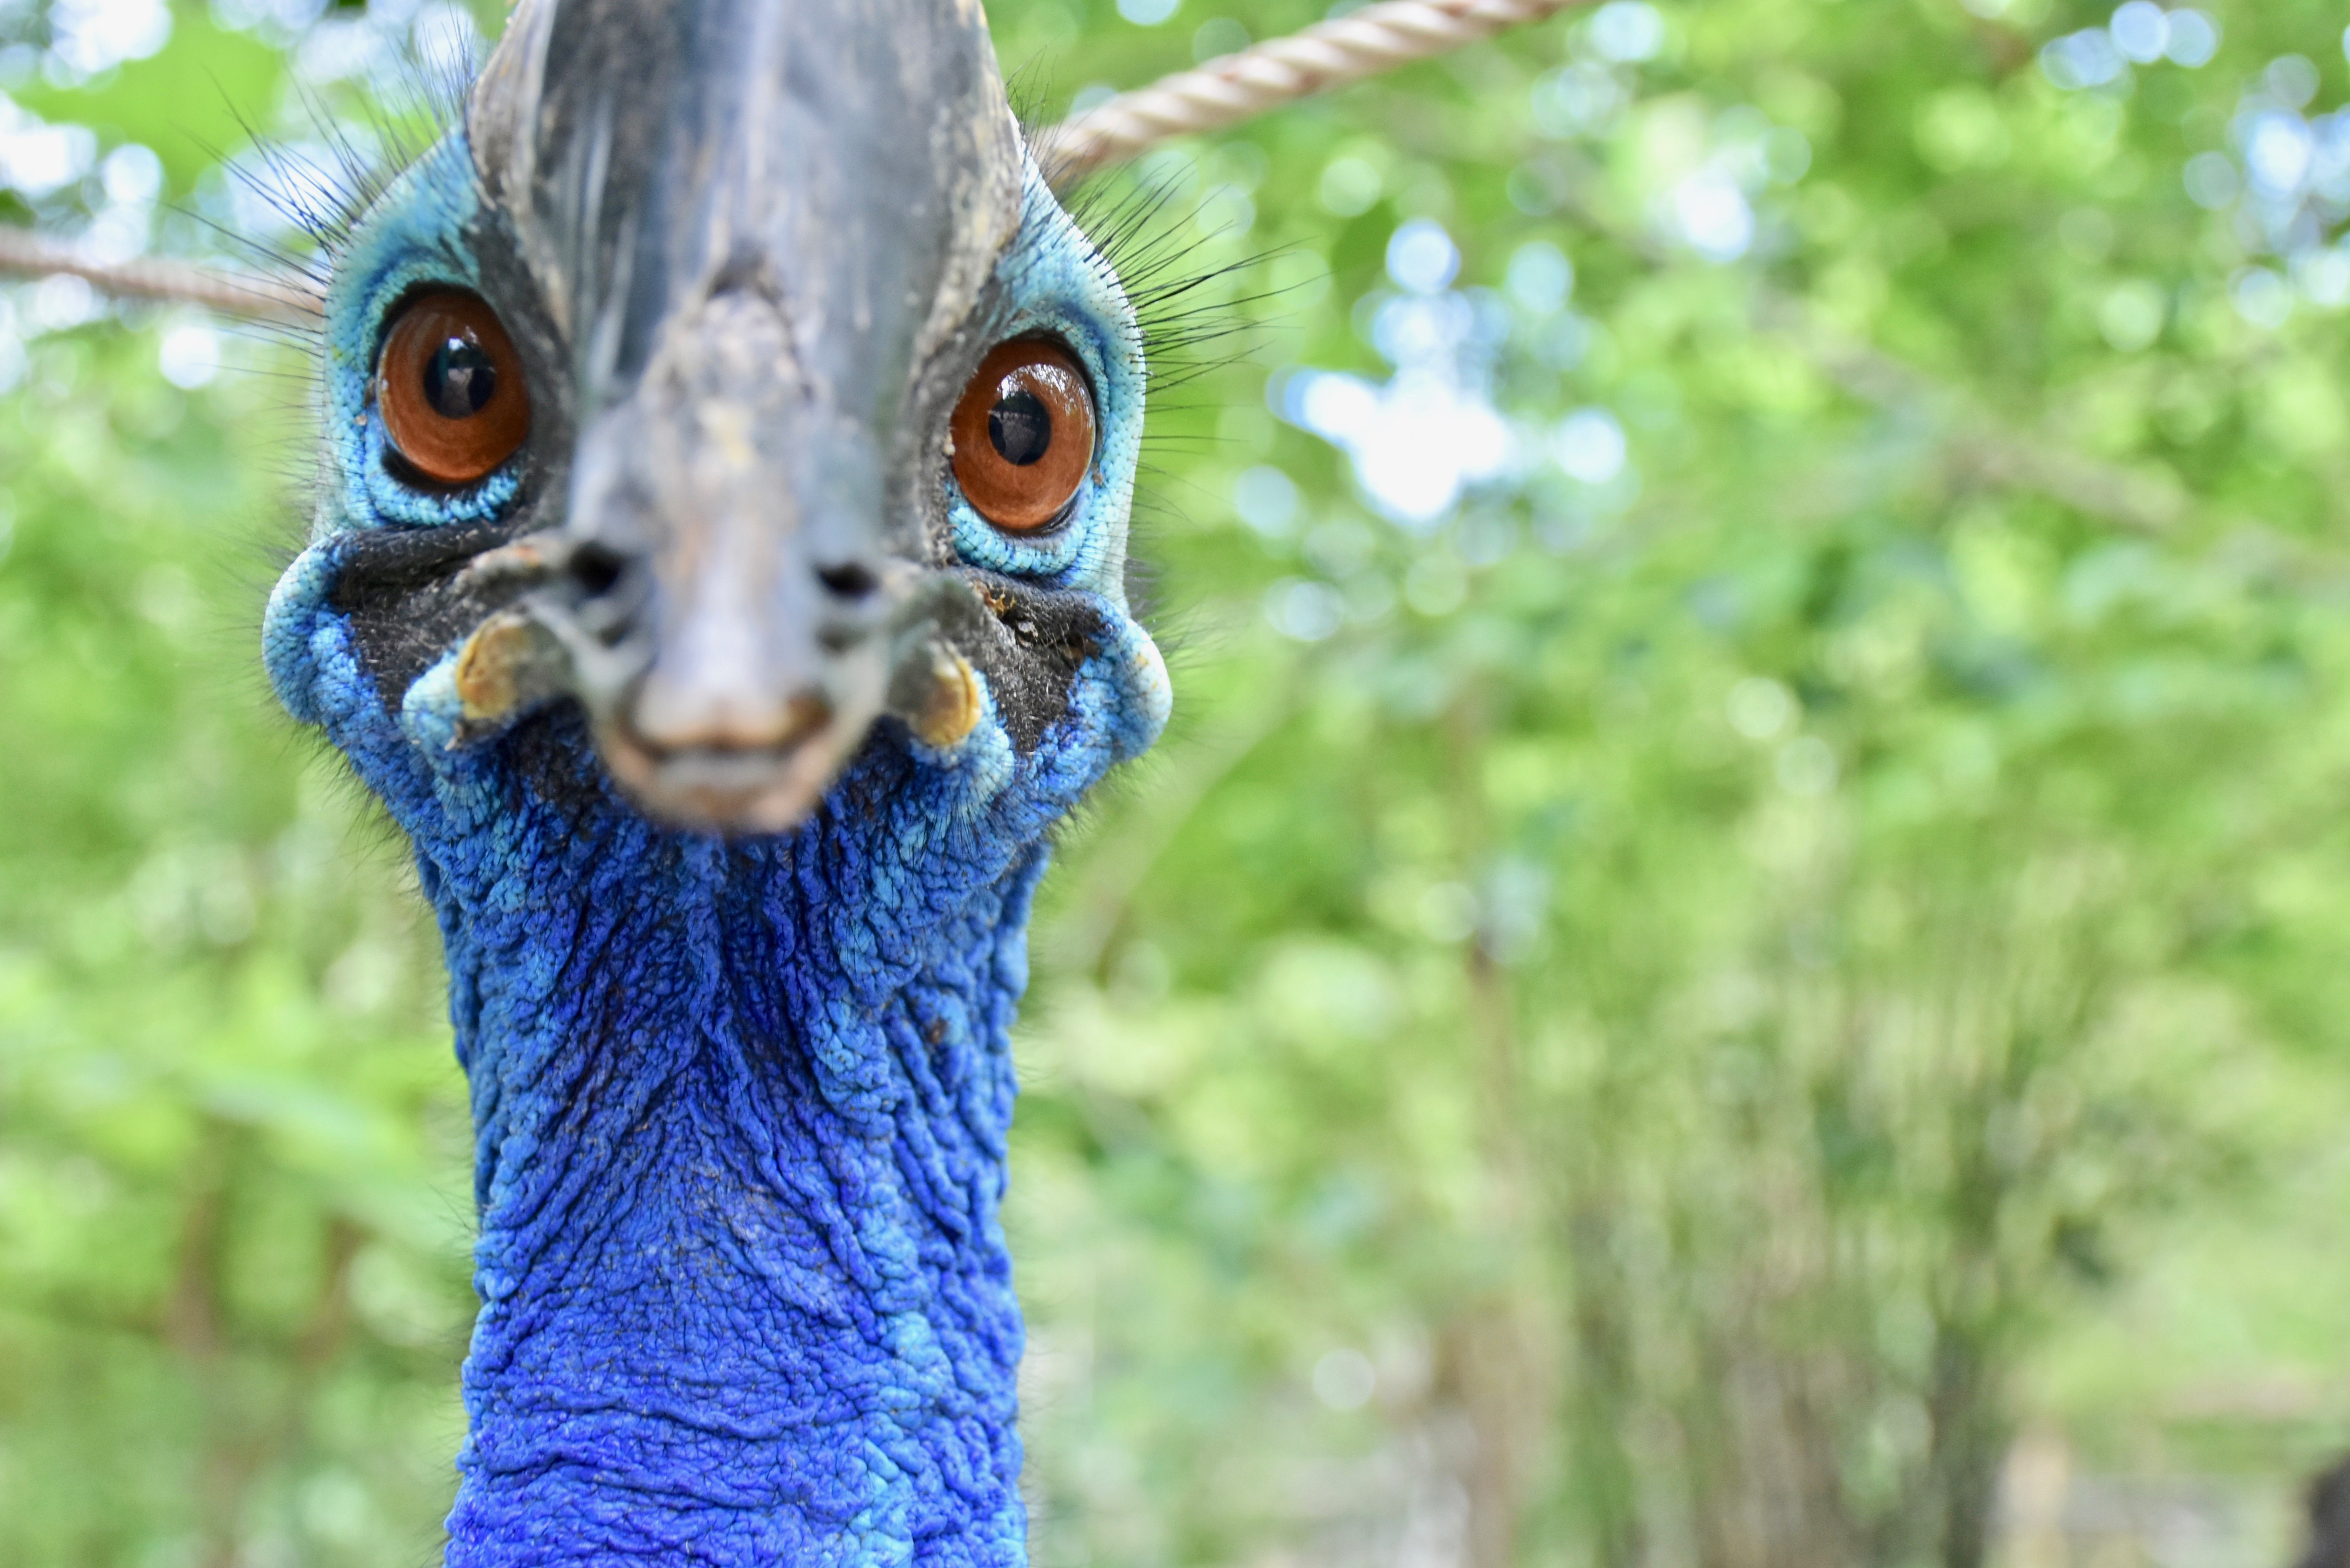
265, 128, 1162, 1565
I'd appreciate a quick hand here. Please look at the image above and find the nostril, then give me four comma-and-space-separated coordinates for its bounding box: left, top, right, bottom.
816, 561, 880, 601
568, 543, 629, 599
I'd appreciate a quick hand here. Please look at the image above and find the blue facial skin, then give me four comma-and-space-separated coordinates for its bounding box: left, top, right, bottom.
265, 131, 1165, 1566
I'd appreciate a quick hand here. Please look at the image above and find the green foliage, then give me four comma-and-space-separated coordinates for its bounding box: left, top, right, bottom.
4, 0, 2350, 1564
0, 327, 472, 1564
10, 15, 285, 191
998, 1, 2350, 1562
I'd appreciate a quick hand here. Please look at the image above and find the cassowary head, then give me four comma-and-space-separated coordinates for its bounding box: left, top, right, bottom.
267, 0, 1167, 835
262, 7, 1171, 1548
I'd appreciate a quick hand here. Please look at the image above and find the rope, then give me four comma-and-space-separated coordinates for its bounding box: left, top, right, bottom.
1040, 0, 1593, 182
0, 0, 1592, 317
0, 226, 320, 321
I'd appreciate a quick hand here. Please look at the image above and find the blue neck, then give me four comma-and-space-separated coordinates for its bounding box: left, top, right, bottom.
412, 728, 1042, 1566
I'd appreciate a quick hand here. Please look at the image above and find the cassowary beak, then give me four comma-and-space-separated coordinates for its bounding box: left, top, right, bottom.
462, 0, 1023, 833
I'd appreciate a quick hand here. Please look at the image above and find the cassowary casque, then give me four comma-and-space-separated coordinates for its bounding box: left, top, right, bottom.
262, 0, 1166, 1559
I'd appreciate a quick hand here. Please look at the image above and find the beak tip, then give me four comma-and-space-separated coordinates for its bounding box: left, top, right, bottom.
626, 686, 837, 756
593, 690, 871, 837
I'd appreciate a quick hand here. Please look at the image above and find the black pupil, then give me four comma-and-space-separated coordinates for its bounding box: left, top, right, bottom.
988, 386, 1052, 466
423, 335, 497, 420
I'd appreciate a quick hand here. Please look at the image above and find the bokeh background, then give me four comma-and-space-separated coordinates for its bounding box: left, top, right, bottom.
3, 0, 2350, 1563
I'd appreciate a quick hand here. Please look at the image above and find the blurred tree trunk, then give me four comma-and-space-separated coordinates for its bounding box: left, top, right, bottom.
1928, 1322, 2005, 1568
1452, 690, 1557, 1568
1558, 1188, 1646, 1568
163, 1119, 369, 1568
165, 1119, 264, 1568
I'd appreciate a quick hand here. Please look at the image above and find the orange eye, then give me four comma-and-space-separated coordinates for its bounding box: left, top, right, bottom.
374, 291, 530, 488
949, 338, 1096, 533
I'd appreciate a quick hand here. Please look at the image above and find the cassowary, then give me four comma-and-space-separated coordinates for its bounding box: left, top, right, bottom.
262, 0, 1165, 1559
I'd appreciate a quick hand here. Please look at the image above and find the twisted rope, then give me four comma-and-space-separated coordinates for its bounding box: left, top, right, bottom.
1041, 0, 1593, 182
0, 225, 320, 322
0, 0, 1589, 317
